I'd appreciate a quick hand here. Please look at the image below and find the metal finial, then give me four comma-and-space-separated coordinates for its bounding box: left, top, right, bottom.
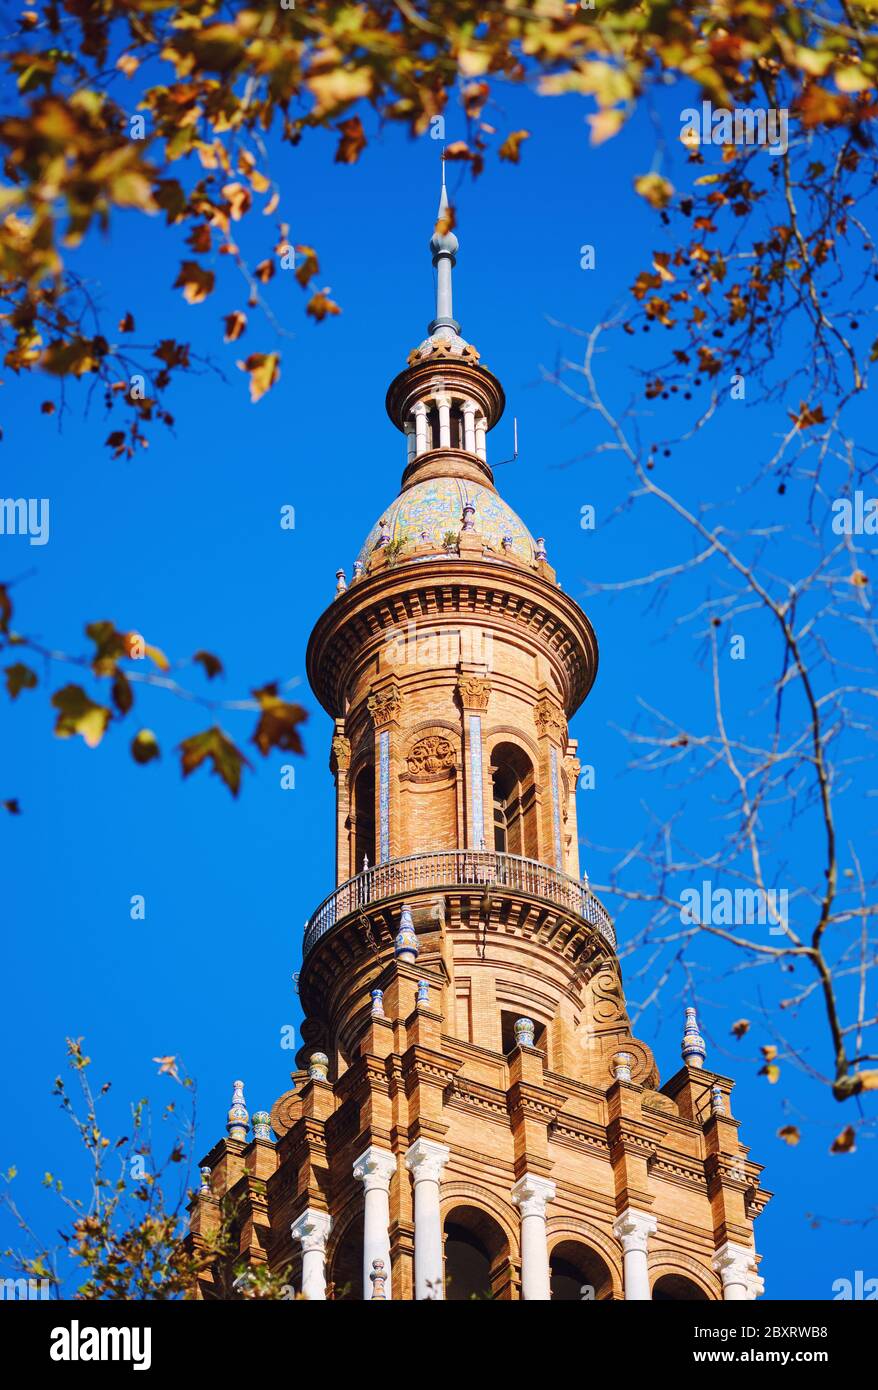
429, 156, 460, 336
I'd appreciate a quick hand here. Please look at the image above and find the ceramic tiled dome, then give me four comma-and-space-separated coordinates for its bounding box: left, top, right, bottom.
358, 477, 536, 567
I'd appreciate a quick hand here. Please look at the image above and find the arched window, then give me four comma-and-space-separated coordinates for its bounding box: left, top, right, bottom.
329, 1226, 363, 1301
352, 764, 375, 872
653, 1273, 709, 1301
550, 1240, 615, 1301
444, 1206, 512, 1300
491, 743, 538, 858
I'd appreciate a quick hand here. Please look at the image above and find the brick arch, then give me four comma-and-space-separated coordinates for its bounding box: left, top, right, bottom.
649, 1248, 721, 1300
546, 1217, 624, 1297
440, 1181, 520, 1259
485, 725, 541, 764
325, 1190, 363, 1270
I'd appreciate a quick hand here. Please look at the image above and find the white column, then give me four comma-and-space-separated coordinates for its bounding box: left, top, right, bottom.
613, 1208, 657, 1300
474, 414, 487, 461
713, 1241, 757, 1300
353, 1145, 396, 1301
463, 400, 477, 454
404, 420, 416, 465
405, 1138, 449, 1300
511, 1174, 555, 1300
436, 394, 451, 448
290, 1209, 332, 1301
413, 402, 428, 456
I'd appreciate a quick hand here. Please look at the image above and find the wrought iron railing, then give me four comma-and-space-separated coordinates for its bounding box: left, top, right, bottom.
302, 849, 615, 959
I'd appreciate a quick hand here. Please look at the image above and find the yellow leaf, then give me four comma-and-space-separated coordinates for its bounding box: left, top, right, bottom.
634, 173, 674, 210
588, 109, 625, 146
238, 352, 280, 402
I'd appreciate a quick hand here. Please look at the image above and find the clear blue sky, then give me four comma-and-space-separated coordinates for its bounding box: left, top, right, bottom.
2, 76, 874, 1298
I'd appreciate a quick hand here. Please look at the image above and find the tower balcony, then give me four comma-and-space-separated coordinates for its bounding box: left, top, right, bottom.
302, 849, 615, 961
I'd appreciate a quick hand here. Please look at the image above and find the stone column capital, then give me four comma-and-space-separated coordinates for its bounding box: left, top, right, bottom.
405, 1138, 450, 1185
612, 1207, 658, 1254
352, 1145, 397, 1192
290, 1208, 332, 1254
456, 673, 491, 712
511, 1173, 556, 1219
713, 1240, 755, 1280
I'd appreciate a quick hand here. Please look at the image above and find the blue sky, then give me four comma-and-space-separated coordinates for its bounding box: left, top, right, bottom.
2, 75, 875, 1298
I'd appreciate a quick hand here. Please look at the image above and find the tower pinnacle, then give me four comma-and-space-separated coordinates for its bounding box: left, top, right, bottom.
428, 156, 460, 336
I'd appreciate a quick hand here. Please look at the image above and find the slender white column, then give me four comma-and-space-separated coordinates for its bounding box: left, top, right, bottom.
413, 402, 428, 456
463, 401, 477, 454
511, 1174, 555, 1300
475, 415, 487, 461
436, 394, 451, 449
290, 1209, 332, 1300
404, 420, 416, 465
353, 1145, 396, 1301
405, 1138, 450, 1300
613, 1208, 657, 1300
713, 1241, 757, 1300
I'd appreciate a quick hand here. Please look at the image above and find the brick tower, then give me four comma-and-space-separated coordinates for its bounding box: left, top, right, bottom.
190, 171, 771, 1302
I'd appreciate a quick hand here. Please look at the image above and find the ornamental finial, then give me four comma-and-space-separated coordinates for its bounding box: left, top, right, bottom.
428, 155, 460, 337
394, 903, 419, 963
682, 1006, 707, 1069
226, 1079, 249, 1142
252, 1110, 272, 1141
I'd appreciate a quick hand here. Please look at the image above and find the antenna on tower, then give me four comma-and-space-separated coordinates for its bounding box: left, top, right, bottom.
494, 416, 519, 467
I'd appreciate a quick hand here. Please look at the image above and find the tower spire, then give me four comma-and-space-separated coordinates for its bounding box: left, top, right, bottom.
428, 155, 460, 336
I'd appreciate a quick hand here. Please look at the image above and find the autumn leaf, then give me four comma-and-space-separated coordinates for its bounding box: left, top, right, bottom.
788, 401, 826, 430
237, 352, 280, 402
51, 685, 112, 748
5, 662, 37, 699
759, 1063, 781, 1085
251, 683, 307, 756
152, 1056, 180, 1082
131, 729, 160, 765
87, 621, 127, 675
2, 798, 21, 814
306, 290, 341, 323
634, 173, 674, 210
173, 261, 215, 305
111, 670, 133, 715
777, 1125, 801, 1146
178, 726, 251, 796
223, 311, 247, 343
193, 650, 224, 679
221, 181, 251, 221
118, 312, 135, 333
0, 584, 11, 634
731, 1019, 750, 1040
830, 1125, 856, 1155
498, 130, 530, 164
335, 116, 366, 164
294, 246, 319, 287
